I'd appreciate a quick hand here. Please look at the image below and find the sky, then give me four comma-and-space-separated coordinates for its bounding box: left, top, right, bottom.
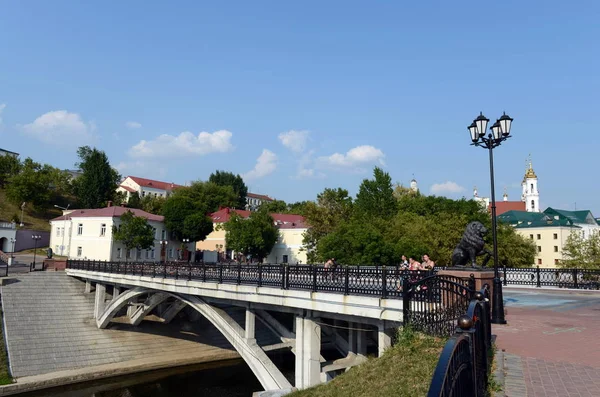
1, 1, 599, 214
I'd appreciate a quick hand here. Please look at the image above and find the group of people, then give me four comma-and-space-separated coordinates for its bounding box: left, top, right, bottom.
398, 254, 435, 271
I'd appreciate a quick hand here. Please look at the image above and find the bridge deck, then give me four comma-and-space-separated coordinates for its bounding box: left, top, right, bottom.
1, 272, 281, 378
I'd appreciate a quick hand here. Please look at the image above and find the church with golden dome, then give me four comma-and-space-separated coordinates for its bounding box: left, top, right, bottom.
521, 157, 540, 212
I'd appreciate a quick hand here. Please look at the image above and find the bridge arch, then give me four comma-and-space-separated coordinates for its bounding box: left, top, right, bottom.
97, 287, 292, 391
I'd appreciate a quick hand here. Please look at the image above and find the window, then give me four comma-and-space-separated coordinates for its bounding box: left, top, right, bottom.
553, 233, 558, 240
529, 234, 534, 240
530, 183, 534, 192
153, 228, 157, 239
537, 234, 541, 240
151, 249, 156, 259
538, 259, 542, 265
146, 249, 150, 259
531, 200, 535, 211
77, 247, 82, 257
77, 223, 83, 235
168, 248, 174, 258
56, 227, 61, 237
555, 259, 559, 265
142, 191, 146, 197
283, 255, 289, 263
554, 246, 559, 252
100, 223, 106, 236
161, 229, 166, 240
117, 248, 122, 259
537, 246, 542, 252
137, 249, 142, 259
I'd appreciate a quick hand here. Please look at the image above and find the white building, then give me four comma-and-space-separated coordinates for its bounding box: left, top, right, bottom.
117, 176, 182, 202
0, 148, 19, 158
49, 204, 180, 261
521, 159, 540, 212
245, 193, 274, 211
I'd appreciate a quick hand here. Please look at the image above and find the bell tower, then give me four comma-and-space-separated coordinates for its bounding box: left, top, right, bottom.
521, 155, 540, 212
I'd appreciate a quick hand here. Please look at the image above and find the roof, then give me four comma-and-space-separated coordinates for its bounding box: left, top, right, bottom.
494, 201, 526, 216
247, 192, 274, 201
497, 210, 578, 229
125, 176, 183, 191
210, 207, 307, 229
543, 207, 597, 225
50, 206, 164, 222
118, 185, 137, 193
0, 148, 19, 155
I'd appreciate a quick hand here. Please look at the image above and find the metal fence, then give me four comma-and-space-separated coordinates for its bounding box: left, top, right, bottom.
428, 285, 492, 397
66, 260, 437, 299
502, 267, 600, 289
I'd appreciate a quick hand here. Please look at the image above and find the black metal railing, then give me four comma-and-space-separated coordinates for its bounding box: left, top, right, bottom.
66, 260, 438, 300
402, 274, 475, 338
501, 266, 600, 289
428, 285, 492, 397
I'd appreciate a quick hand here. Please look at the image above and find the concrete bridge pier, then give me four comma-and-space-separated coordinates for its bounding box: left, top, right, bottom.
295, 315, 321, 389
93, 283, 106, 320
378, 322, 394, 357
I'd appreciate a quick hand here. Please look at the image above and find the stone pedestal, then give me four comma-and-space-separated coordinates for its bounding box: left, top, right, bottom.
437, 269, 495, 304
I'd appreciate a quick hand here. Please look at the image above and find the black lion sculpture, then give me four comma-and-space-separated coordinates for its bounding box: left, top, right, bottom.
451, 221, 492, 268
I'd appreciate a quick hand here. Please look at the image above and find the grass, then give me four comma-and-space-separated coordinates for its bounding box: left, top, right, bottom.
0, 310, 12, 385
290, 327, 445, 397
0, 189, 61, 232
488, 344, 503, 395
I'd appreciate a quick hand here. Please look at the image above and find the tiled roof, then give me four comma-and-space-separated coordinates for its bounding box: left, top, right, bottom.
118, 185, 137, 193
125, 176, 183, 191
543, 208, 596, 225
247, 192, 274, 201
210, 208, 307, 229
50, 206, 164, 222
498, 210, 578, 229
494, 201, 526, 216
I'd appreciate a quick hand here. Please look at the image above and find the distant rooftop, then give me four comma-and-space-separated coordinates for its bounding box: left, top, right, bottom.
0, 148, 19, 156
247, 192, 274, 201
123, 176, 183, 191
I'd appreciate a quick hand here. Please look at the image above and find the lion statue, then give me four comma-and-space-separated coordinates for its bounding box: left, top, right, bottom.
451, 221, 492, 268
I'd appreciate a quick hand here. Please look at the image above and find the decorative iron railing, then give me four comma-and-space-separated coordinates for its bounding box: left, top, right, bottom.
66, 260, 436, 300
501, 266, 600, 289
402, 274, 475, 338
428, 285, 492, 397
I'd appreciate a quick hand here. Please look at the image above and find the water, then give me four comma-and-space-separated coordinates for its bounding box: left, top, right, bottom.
19, 357, 293, 397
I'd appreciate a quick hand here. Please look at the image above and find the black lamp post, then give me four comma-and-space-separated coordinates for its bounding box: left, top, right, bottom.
182, 238, 190, 262
468, 111, 513, 325
31, 235, 42, 271
160, 240, 168, 264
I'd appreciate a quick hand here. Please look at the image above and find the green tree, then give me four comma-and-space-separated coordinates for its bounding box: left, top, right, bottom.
183, 212, 214, 242
559, 231, 600, 269
286, 201, 311, 216
0, 155, 21, 188
5, 158, 55, 209
112, 210, 155, 260
174, 181, 238, 213
127, 192, 142, 209
162, 195, 214, 242
355, 167, 397, 218
208, 170, 248, 209
224, 210, 279, 262
140, 195, 166, 215
301, 188, 354, 262
260, 199, 288, 213
73, 146, 120, 208
496, 224, 536, 268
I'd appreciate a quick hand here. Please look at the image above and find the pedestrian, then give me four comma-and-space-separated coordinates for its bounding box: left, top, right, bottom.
421, 254, 435, 271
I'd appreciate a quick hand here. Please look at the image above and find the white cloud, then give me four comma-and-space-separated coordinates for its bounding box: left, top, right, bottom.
129, 130, 234, 158
115, 161, 167, 179
430, 181, 466, 195
278, 130, 309, 153
318, 145, 386, 169
243, 149, 277, 180
20, 110, 95, 145
0, 104, 6, 124
125, 121, 142, 129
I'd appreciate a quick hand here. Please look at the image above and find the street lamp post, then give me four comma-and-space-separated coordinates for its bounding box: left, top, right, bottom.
54, 204, 70, 257
468, 111, 513, 325
31, 234, 41, 271
160, 240, 168, 263
9, 238, 16, 264
182, 238, 190, 262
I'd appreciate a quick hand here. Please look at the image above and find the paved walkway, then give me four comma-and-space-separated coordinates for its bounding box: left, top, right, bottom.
494, 288, 600, 396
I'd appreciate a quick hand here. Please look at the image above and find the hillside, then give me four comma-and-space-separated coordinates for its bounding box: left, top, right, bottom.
290, 329, 444, 397
0, 190, 60, 232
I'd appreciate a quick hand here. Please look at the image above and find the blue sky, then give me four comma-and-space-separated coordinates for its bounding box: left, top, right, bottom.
1, 1, 599, 214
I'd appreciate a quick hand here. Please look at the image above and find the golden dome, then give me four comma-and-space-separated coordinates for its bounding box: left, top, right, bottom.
524, 161, 537, 179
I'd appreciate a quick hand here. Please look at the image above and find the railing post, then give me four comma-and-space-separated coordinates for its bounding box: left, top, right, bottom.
202, 261, 207, 282
164, 262, 167, 278
117, 261, 120, 274
280, 265, 286, 289
573, 269, 579, 289
152, 262, 156, 278
536, 266, 541, 288
219, 264, 223, 284
503, 266, 507, 286
237, 262, 241, 285
344, 266, 349, 295
285, 264, 290, 290
381, 265, 388, 299
312, 265, 317, 292
258, 263, 263, 287
402, 277, 410, 325
188, 262, 192, 281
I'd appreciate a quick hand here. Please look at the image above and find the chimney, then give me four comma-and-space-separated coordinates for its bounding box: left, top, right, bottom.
107, 201, 112, 207
225, 208, 230, 214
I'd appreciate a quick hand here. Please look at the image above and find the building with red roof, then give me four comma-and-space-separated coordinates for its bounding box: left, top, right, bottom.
117, 176, 183, 202
196, 207, 309, 264
49, 202, 181, 262
246, 192, 274, 211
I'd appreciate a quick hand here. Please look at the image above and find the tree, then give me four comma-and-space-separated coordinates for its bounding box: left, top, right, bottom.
355, 167, 397, 218
287, 201, 311, 216
559, 231, 600, 269
183, 212, 214, 242
140, 195, 166, 215
5, 158, 63, 209
260, 199, 288, 213
209, 170, 248, 210
73, 146, 121, 208
127, 192, 142, 209
301, 188, 354, 262
496, 224, 536, 268
162, 195, 214, 242
0, 155, 21, 188
174, 181, 238, 213
112, 211, 155, 260
224, 210, 279, 262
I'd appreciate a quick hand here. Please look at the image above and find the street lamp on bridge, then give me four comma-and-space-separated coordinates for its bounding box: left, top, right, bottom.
160, 240, 168, 263
31, 234, 42, 271
467, 111, 513, 325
